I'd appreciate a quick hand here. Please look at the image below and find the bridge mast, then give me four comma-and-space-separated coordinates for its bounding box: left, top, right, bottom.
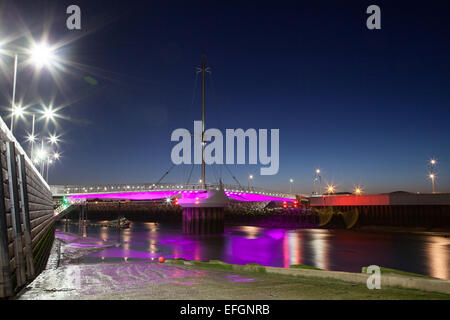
200, 52, 208, 189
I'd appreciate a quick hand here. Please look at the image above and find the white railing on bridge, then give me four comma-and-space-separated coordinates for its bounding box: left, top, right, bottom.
50, 183, 296, 199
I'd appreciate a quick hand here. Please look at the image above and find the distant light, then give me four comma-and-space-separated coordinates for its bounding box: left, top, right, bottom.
53, 152, 60, 159
316, 169, 320, 174
430, 159, 436, 165
327, 185, 335, 194
165, 198, 171, 203
429, 174, 435, 179
249, 174, 253, 179
289, 178, 294, 183
354, 187, 363, 195
198, 179, 202, 183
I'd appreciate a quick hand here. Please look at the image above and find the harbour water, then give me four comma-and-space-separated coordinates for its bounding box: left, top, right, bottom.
57, 222, 450, 280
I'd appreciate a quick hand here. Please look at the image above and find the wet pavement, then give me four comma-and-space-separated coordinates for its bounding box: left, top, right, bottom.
17, 231, 450, 300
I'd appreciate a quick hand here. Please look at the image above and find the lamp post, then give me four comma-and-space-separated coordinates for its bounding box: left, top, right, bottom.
26, 106, 58, 160
429, 174, 435, 194
314, 169, 322, 195
248, 174, 253, 189
10, 54, 18, 133
3, 42, 55, 134
289, 178, 294, 194
429, 159, 437, 194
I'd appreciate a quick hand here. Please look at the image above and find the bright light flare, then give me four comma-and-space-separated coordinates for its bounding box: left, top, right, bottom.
12, 106, 24, 117
53, 152, 60, 160
354, 186, 363, 195
36, 149, 47, 160
249, 174, 253, 180
316, 169, 320, 174
429, 174, 435, 179
26, 134, 36, 142
430, 159, 437, 165
289, 178, 294, 183
48, 134, 59, 144
42, 106, 56, 120
30, 43, 54, 67
327, 184, 335, 194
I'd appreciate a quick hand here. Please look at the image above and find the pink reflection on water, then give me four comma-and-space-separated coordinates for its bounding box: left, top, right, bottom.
88, 247, 162, 259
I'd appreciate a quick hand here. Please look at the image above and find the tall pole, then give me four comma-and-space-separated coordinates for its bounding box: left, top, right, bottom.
30, 114, 35, 159
201, 52, 206, 189
46, 157, 49, 182
430, 159, 437, 194
10, 54, 18, 133
40, 139, 44, 176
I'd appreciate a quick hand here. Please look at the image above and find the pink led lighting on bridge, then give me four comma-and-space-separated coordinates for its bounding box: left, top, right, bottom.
67, 190, 294, 203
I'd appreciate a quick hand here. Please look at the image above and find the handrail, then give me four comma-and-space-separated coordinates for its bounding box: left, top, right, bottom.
50, 183, 296, 199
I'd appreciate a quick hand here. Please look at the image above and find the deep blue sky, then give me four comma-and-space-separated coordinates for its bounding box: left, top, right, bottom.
0, 0, 449, 194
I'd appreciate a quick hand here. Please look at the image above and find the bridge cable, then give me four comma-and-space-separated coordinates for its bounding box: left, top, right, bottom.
185, 163, 195, 185
224, 164, 242, 188
156, 164, 176, 185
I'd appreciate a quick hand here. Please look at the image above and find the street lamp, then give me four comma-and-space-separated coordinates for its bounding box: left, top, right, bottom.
24, 105, 59, 160
429, 158, 437, 193
313, 169, 322, 195
6, 42, 55, 134
327, 184, 335, 195
48, 133, 59, 145
30, 43, 54, 68
248, 174, 253, 189
46, 158, 54, 182
354, 186, 363, 195
289, 178, 294, 194
42, 106, 56, 121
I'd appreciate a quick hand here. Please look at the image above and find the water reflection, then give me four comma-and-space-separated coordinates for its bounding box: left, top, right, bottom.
427, 236, 449, 279
57, 222, 450, 280
309, 230, 329, 270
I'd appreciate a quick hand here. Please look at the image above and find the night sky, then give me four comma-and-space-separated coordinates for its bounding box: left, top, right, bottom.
0, 0, 449, 194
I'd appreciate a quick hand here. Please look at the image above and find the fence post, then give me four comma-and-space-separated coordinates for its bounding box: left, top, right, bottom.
0, 141, 13, 297
6, 142, 26, 287
18, 154, 35, 279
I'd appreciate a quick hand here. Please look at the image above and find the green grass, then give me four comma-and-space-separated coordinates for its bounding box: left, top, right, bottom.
361, 266, 435, 279
290, 264, 322, 270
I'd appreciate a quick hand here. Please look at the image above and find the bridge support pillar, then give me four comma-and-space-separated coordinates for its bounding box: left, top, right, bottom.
182, 207, 224, 234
